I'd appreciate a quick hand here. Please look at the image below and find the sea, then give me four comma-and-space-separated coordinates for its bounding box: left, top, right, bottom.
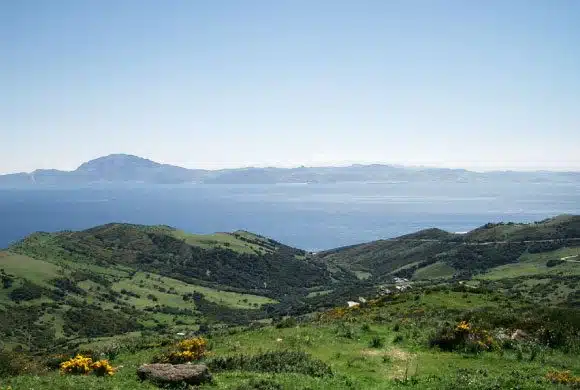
1, 182, 579, 251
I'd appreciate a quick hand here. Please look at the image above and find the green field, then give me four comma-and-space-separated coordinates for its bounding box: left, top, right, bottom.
111, 272, 277, 309
478, 247, 580, 280
0, 251, 60, 286
412, 262, 455, 280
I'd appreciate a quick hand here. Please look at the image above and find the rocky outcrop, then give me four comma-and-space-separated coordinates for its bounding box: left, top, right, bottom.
137, 363, 212, 386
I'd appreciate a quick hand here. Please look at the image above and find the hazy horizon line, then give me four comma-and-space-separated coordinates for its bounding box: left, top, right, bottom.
2, 153, 579, 175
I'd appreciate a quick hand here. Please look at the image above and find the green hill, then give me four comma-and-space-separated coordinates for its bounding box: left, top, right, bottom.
0, 223, 358, 354
317, 215, 580, 283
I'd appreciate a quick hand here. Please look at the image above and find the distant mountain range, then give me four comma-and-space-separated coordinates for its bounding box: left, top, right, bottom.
1, 154, 579, 187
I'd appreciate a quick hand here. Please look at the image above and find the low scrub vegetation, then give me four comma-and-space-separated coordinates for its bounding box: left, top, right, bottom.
207, 351, 333, 378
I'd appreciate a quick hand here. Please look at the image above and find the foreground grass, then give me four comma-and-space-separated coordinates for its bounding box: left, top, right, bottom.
2, 290, 579, 389
4, 323, 577, 389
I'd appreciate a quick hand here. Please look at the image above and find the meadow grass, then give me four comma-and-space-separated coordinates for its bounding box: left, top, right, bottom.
412, 262, 455, 280
0, 251, 60, 286
170, 230, 270, 255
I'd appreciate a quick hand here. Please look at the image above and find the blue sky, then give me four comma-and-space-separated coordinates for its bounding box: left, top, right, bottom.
1, 0, 579, 173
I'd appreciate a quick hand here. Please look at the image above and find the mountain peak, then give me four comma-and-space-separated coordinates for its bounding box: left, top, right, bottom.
75, 154, 161, 172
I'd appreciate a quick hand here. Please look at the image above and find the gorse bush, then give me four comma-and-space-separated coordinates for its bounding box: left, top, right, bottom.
153, 337, 207, 364
91, 360, 116, 377
545, 370, 580, 387
59, 355, 115, 376
429, 321, 497, 353
207, 350, 333, 378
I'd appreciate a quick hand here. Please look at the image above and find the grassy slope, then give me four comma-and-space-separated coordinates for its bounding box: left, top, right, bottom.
319, 215, 580, 281
4, 290, 579, 389
412, 262, 455, 280
478, 247, 580, 280
0, 226, 292, 352
0, 251, 59, 286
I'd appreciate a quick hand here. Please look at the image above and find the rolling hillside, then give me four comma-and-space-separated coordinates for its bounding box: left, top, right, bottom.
0, 217, 579, 389
317, 215, 580, 284
0, 224, 356, 353
1, 216, 579, 356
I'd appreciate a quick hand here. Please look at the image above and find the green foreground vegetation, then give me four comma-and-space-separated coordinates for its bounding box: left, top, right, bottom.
0, 215, 579, 389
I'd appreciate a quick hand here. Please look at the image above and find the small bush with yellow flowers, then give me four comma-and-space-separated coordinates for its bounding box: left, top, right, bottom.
153, 337, 207, 364
59, 355, 115, 376
91, 360, 116, 377
545, 370, 580, 386
430, 321, 497, 353
60, 355, 93, 375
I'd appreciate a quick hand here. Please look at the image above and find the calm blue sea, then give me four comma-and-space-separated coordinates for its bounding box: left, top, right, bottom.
1, 182, 579, 250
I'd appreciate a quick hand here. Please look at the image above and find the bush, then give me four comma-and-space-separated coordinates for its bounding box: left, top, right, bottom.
59, 355, 93, 375
545, 370, 580, 386
275, 317, 297, 329
207, 351, 333, 378
0, 350, 32, 378
429, 321, 497, 353
235, 378, 283, 390
9, 282, 43, 302
335, 323, 355, 339
369, 336, 384, 348
91, 360, 115, 376
44, 354, 71, 371
59, 355, 115, 376
153, 337, 207, 364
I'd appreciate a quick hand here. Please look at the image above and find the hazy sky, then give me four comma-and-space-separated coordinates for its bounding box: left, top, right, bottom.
1, 0, 579, 174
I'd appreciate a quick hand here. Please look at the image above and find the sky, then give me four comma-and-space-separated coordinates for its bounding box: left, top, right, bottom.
1, 0, 580, 174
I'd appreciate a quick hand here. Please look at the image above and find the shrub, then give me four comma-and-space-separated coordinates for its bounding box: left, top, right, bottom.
429, 321, 497, 353
44, 354, 71, 371
153, 337, 207, 364
207, 351, 333, 378
9, 282, 43, 302
393, 335, 404, 344
59, 355, 93, 375
91, 360, 115, 376
369, 336, 384, 348
545, 370, 580, 386
235, 378, 283, 390
0, 350, 32, 378
335, 323, 355, 339
59, 355, 116, 376
275, 317, 297, 329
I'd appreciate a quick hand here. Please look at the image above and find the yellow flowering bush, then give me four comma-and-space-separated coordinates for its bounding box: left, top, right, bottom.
60, 355, 93, 375
59, 355, 115, 376
545, 370, 580, 386
92, 359, 116, 376
456, 321, 471, 332
155, 337, 207, 364
430, 321, 497, 353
